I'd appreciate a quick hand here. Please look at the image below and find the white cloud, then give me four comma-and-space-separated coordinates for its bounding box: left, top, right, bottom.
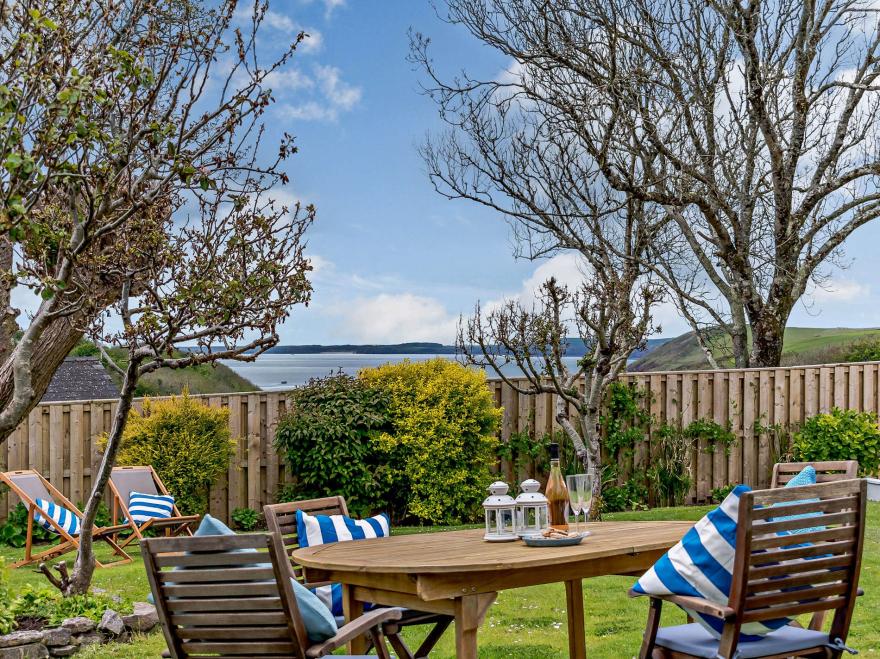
263, 69, 315, 92
334, 294, 458, 343
279, 65, 361, 122
315, 65, 361, 110
808, 278, 870, 303
233, 8, 323, 53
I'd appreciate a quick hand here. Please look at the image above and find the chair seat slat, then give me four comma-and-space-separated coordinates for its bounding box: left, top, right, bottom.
749, 539, 855, 565
747, 568, 849, 595
165, 598, 283, 612
746, 581, 849, 610
751, 525, 856, 551
170, 612, 288, 626
753, 510, 857, 536
179, 642, 295, 654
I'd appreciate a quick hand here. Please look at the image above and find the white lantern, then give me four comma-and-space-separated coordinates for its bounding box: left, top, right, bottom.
482, 481, 517, 542
514, 478, 550, 537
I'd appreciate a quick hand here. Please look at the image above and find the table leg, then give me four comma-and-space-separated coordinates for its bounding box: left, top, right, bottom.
454, 594, 484, 659
565, 578, 586, 659
343, 583, 367, 654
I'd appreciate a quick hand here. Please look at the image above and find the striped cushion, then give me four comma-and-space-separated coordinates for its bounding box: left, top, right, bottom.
775, 465, 823, 535
296, 510, 390, 616
34, 498, 81, 536
633, 485, 794, 642
128, 491, 175, 523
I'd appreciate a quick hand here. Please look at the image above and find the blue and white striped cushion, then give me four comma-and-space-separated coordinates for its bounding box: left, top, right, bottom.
128, 491, 175, 523
34, 498, 81, 536
633, 485, 794, 642
296, 510, 390, 616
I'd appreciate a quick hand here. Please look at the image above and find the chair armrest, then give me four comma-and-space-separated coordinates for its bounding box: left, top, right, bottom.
305, 607, 404, 657
628, 588, 735, 620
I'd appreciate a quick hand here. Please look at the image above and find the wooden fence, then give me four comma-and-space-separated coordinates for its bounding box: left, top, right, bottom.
2, 360, 879, 521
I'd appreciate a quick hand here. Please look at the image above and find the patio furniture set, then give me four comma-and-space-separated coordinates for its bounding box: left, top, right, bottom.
0, 460, 867, 658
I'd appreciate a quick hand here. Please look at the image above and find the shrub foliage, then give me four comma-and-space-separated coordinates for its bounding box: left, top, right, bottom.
108, 392, 235, 515
275, 373, 389, 517
276, 360, 501, 524
793, 408, 880, 475
361, 359, 502, 525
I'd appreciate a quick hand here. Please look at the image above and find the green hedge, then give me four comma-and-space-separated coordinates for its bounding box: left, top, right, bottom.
108, 392, 235, 515
275, 359, 501, 524
793, 408, 880, 475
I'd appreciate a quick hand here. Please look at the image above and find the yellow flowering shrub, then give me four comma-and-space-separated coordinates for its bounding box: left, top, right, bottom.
106, 392, 235, 515
359, 359, 501, 524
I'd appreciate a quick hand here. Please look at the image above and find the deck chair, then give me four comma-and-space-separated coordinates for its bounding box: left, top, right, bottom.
631, 479, 867, 659
771, 461, 859, 488
264, 497, 453, 659
0, 469, 132, 568
108, 466, 200, 549
142, 531, 405, 658
771, 459, 859, 632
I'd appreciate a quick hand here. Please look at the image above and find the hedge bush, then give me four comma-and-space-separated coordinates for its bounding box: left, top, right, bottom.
108, 392, 235, 515
360, 359, 501, 525
793, 408, 880, 476
274, 374, 389, 517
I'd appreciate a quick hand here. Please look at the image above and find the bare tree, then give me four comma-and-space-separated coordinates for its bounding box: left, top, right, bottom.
0, 0, 304, 442
459, 273, 658, 519
411, 20, 664, 515
42, 186, 313, 596
423, 0, 880, 367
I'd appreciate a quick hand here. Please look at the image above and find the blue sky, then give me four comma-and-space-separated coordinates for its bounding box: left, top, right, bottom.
247, 0, 880, 345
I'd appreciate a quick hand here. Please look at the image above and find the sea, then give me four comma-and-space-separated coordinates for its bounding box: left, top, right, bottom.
220, 353, 586, 390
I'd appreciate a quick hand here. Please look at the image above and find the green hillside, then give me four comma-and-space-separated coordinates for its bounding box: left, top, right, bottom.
71, 342, 258, 395
630, 327, 880, 372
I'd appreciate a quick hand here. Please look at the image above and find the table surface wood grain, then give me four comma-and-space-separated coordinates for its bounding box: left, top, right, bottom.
292, 520, 694, 659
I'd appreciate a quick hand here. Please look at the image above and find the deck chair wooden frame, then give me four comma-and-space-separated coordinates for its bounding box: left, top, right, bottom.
142, 531, 405, 658
631, 479, 867, 659
771, 459, 859, 632
264, 497, 454, 659
108, 465, 199, 549
771, 460, 859, 488
0, 469, 132, 569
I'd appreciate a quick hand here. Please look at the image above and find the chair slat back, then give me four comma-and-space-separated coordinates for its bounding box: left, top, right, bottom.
731, 479, 866, 638
263, 496, 348, 583
141, 532, 310, 659
771, 461, 859, 488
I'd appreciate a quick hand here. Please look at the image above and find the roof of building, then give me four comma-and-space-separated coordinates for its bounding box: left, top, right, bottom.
41, 357, 120, 403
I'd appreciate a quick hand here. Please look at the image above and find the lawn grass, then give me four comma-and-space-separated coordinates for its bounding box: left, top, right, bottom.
3, 503, 879, 657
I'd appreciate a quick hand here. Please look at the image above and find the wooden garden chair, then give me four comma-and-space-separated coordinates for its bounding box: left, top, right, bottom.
108, 465, 200, 549
771, 459, 859, 633
0, 469, 132, 568
264, 497, 454, 659
771, 461, 859, 488
141, 531, 405, 658
631, 479, 867, 659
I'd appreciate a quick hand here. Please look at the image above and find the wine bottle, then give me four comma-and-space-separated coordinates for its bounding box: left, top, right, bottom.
545, 442, 569, 531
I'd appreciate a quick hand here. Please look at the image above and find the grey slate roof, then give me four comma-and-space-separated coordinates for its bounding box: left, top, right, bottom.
41, 357, 120, 403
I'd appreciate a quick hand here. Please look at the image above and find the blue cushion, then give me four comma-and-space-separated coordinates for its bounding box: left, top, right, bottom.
194, 514, 235, 536
297, 510, 390, 616
291, 578, 338, 642
633, 486, 794, 641
128, 491, 174, 523
34, 498, 81, 536
774, 465, 824, 536
655, 622, 831, 658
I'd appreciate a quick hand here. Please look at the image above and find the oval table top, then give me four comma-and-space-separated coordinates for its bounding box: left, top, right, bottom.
292, 520, 693, 575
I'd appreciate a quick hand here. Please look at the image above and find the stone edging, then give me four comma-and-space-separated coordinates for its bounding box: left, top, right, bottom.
0, 603, 158, 658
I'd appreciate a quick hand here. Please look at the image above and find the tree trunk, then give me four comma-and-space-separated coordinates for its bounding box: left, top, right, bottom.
63, 356, 141, 596
0, 315, 86, 443
580, 407, 603, 521
749, 311, 785, 367
730, 303, 750, 368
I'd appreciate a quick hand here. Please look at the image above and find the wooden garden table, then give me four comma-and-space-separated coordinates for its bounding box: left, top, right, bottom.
292, 520, 692, 658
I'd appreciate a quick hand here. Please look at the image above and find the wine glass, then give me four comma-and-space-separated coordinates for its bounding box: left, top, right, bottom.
579, 473, 594, 531
566, 474, 585, 534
